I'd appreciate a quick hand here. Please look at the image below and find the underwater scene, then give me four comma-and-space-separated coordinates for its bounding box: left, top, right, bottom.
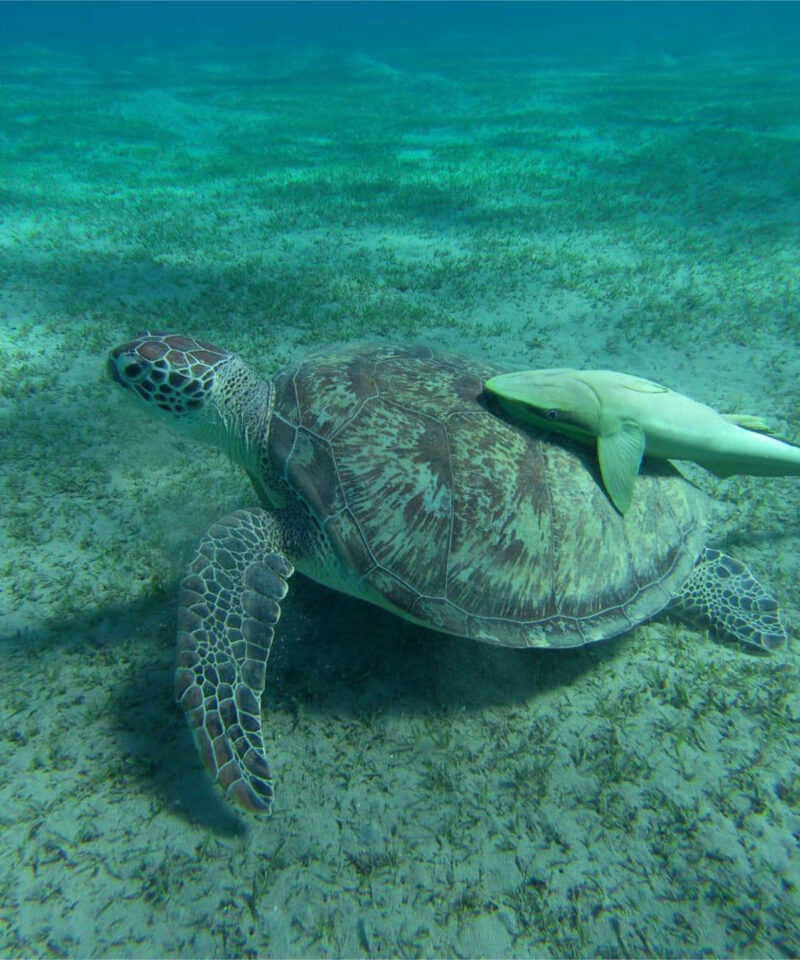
1, 1, 799, 956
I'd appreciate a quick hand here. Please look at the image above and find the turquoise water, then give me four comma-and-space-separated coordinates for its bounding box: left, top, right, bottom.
1, 2, 799, 957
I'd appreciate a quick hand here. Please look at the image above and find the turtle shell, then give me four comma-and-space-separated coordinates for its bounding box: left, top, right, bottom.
266, 343, 707, 648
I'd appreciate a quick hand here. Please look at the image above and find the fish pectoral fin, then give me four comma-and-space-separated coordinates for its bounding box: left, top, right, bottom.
721, 413, 773, 434
597, 422, 646, 514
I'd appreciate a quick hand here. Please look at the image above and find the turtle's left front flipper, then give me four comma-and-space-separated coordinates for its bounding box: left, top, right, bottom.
668, 547, 787, 652
174, 508, 295, 813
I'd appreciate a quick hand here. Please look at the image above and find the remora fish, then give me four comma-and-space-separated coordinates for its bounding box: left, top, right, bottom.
485, 368, 800, 514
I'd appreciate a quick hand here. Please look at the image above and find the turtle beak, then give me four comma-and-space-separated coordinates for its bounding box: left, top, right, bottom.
107, 352, 127, 386
107, 341, 150, 390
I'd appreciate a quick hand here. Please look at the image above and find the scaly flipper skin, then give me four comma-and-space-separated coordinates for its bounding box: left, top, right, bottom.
668, 547, 787, 652
175, 508, 294, 813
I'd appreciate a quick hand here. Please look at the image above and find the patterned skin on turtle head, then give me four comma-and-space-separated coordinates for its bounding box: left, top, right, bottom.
107, 332, 230, 416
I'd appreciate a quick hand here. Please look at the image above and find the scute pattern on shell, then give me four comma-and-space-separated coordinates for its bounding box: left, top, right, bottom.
267, 343, 707, 648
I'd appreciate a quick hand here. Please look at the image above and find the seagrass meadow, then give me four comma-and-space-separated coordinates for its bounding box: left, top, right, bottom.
0, 3, 799, 956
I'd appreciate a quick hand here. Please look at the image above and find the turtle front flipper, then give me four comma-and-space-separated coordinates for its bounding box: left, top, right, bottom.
668, 547, 787, 652
175, 508, 295, 813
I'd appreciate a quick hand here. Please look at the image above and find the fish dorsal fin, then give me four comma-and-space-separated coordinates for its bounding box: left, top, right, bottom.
597, 422, 646, 514
720, 414, 800, 450
721, 413, 773, 434
614, 373, 669, 395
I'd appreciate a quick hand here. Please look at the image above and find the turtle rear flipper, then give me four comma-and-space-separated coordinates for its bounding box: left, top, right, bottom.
174, 508, 295, 813
668, 546, 787, 652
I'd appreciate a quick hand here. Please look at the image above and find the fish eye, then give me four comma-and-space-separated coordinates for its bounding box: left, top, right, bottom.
545, 409, 560, 421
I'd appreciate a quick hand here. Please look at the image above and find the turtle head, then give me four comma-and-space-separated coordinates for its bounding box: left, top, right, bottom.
108, 332, 231, 419
108, 332, 270, 468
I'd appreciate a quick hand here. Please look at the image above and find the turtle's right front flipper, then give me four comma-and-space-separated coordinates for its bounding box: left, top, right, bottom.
174, 508, 294, 813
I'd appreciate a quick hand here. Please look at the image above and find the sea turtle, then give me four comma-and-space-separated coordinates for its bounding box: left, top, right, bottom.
107, 334, 787, 814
